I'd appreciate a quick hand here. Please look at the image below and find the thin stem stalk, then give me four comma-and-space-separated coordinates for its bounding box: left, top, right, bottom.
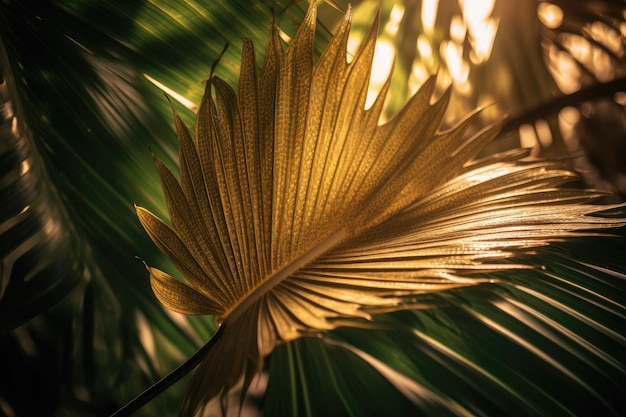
109, 324, 225, 417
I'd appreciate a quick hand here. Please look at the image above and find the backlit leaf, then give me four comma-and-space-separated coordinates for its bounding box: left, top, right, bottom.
135, 2, 625, 415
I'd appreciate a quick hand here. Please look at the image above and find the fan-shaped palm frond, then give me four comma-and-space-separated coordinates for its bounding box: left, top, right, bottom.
1, 1, 625, 416
135, 2, 625, 414
1, 0, 310, 415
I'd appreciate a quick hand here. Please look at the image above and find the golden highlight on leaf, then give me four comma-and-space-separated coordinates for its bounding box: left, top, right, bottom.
135, 1, 625, 414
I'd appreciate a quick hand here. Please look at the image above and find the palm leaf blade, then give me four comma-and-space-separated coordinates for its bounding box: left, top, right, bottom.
135, 2, 626, 414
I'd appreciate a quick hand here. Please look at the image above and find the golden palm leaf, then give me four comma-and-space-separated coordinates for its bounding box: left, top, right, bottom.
135, 2, 624, 414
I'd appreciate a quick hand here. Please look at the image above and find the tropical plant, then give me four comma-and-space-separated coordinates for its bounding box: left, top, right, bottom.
1, 1, 625, 416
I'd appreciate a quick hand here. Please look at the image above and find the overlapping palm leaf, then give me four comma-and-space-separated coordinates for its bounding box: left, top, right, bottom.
265, 234, 626, 416
0, 0, 315, 415
136, 2, 625, 414
1, 0, 626, 416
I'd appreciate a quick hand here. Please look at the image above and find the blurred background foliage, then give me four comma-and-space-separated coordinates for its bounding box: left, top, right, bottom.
0, 0, 625, 416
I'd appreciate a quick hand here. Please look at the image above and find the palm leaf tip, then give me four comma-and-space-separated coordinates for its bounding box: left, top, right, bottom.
134, 1, 626, 414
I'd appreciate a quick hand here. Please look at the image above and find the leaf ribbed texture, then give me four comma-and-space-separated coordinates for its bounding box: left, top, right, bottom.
135, 2, 625, 414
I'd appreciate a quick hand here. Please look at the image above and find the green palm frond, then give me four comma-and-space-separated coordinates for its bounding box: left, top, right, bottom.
0, 1, 625, 417
0, 48, 84, 332
0, 0, 332, 414
134, 1, 625, 415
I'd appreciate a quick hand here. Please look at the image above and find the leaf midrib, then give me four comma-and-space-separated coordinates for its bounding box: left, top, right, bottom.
223, 229, 347, 322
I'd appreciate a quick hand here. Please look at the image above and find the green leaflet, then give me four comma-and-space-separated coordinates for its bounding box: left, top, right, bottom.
0, 45, 84, 332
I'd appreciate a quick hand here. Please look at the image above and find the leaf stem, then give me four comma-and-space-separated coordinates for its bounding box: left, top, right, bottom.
502, 77, 626, 133
223, 230, 347, 322
109, 324, 225, 417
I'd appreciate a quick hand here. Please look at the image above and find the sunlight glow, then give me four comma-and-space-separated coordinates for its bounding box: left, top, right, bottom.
144, 74, 198, 113
41, 218, 60, 245
558, 106, 580, 151
561, 34, 593, 66
385, 4, 405, 36
560, 33, 615, 82
615, 91, 626, 106
442, 40, 469, 84
135, 312, 157, 370
586, 21, 623, 56
547, 45, 581, 93
459, 0, 498, 63
409, 61, 429, 95
417, 34, 432, 60
278, 27, 292, 44
465, 165, 521, 185
459, 0, 495, 23
401, 0, 503, 105
591, 48, 613, 81
450, 15, 467, 43
469, 19, 499, 64
535, 119, 553, 148
366, 39, 396, 108
519, 123, 538, 149
347, 38, 361, 63
421, 0, 439, 33
537, 3, 563, 29
20, 158, 31, 176
457, 80, 472, 95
